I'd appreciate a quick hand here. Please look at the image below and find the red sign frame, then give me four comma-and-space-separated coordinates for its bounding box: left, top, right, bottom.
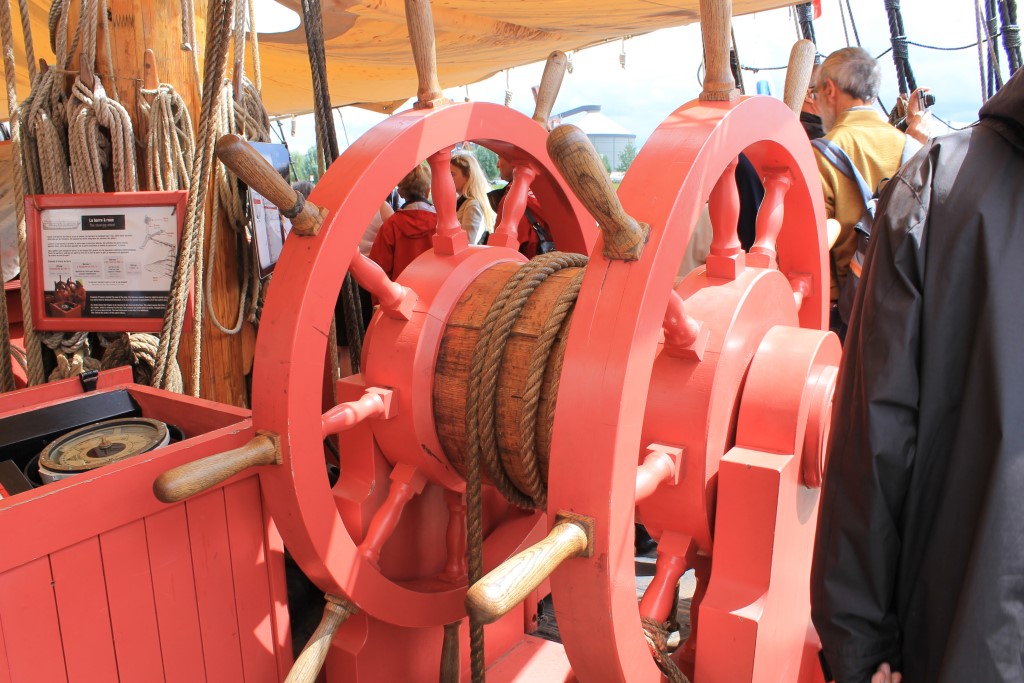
26, 191, 189, 333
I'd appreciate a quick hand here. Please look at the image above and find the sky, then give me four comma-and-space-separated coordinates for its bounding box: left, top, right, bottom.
259, 0, 1004, 156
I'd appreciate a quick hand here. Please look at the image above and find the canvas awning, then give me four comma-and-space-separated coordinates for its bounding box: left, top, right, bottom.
1, 0, 798, 119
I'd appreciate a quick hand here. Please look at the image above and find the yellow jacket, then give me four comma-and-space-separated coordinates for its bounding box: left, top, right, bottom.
815, 108, 907, 301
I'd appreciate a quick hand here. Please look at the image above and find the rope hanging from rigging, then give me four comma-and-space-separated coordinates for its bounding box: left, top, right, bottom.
1000, 0, 1022, 73
884, 0, 917, 95
984, 0, 1005, 97
796, 3, 817, 44
300, 0, 364, 376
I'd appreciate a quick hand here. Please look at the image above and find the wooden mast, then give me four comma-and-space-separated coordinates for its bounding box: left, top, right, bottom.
102, 0, 250, 406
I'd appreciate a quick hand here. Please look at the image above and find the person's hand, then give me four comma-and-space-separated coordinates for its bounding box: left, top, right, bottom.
906, 87, 932, 118
871, 662, 903, 683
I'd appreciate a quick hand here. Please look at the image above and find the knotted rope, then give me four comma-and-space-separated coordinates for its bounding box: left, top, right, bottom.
65, 0, 137, 193
884, 0, 917, 95
463, 252, 588, 683
41, 331, 100, 381
153, 0, 235, 392
641, 616, 690, 683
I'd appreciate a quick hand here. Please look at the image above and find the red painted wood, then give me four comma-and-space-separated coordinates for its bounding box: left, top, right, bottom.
146, 506, 207, 683
0, 604, 13, 683
186, 489, 245, 682
264, 515, 293, 681
100, 520, 166, 682
224, 478, 278, 683
0, 419, 254, 574
51, 538, 120, 682
0, 558, 68, 682
0, 367, 132, 417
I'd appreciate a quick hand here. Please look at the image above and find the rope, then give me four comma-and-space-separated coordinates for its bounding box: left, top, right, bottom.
0, 0, 45, 385
153, 0, 235, 392
300, 0, 363, 374
67, 77, 139, 192
1000, 0, 1022, 73
641, 616, 690, 683
985, 0, 1004, 96
16, 0, 33, 82
796, 2, 817, 44
140, 84, 195, 191
246, 0, 262, 92
180, 0, 203, 98
100, 333, 182, 391
41, 331, 101, 382
977, 0, 993, 102
464, 252, 588, 683
884, 0, 917, 94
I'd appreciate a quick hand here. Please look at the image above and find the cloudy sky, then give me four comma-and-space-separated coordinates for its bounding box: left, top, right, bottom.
265, 0, 1002, 154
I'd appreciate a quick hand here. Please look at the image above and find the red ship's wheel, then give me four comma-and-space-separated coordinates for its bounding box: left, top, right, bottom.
546, 94, 833, 681
253, 101, 595, 627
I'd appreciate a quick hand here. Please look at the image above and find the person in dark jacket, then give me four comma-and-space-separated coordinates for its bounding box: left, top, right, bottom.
811, 68, 1024, 683
369, 162, 436, 280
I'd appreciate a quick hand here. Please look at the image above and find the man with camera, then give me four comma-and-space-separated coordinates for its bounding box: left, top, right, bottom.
811, 47, 914, 339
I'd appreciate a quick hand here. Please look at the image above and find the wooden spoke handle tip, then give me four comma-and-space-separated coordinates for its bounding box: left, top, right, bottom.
547, 124, 649, 261
153, 433, 280, 503
533, 51, 568, 129
465, 518, 591, 625
285, 596, 357, 683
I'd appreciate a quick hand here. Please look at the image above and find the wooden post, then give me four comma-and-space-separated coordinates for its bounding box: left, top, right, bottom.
699, 0, 740, 101
106, 0, 251, 406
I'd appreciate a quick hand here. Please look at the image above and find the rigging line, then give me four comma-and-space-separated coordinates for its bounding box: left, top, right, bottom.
909, 35, 997, 50
976, 0, 991, 102
998, 0, 1022, 73
837, 0, 851, 47
844, 0, 862, 46
985, 0, 1004, 95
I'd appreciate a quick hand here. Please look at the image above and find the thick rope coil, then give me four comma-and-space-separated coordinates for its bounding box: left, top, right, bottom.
100, 333, 182, 392
463, 252, 588, 683
153, 0, 235, 393
140, 84, 196, 192
42, 331, 100, 382
641, 616, 690, 683
67, 76, 139, 193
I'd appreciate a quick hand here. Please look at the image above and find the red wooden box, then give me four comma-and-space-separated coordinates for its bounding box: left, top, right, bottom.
0, 368, 291, 682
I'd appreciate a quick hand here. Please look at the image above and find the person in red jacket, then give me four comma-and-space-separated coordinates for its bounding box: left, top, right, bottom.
369, 162, 437, 280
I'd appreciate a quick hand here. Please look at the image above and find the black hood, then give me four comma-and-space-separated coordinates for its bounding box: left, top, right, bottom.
979, 68, 1024, 151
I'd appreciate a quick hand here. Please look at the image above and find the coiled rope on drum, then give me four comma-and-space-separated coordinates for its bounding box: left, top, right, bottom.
463, 251, 588, 683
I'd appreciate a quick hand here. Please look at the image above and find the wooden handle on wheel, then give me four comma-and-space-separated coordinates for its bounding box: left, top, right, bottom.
405, 0, 447, 108
784, 39, 817, 115
699, 0, 739, 101
547, 124, 649, 261
285, 595, 358, 683
153, 433, 280, 503
214, 134, 325, 236
465, 517, 591, 625
533, 51, 567, 129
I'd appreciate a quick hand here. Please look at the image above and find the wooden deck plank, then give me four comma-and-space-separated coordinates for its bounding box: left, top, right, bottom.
101, 520, 166, 682
187, 489, 246, 682
50, 538, 120, 682
0, 558, 68, 682
147, 505, 207, 683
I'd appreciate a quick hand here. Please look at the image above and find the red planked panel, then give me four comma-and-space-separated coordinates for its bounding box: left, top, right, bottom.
146, 505, 207, 683
50, 537, 120, 682
224, 478, 279, 683
100, 520, 165, 682
187, 489, 245, 682
0, 558, 68, 682
265, 515, 294, 681
0, 605, 13, 683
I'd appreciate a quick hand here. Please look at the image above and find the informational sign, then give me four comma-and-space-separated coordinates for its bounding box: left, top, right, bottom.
247, 142, 293, 278
26, 191, 188, 332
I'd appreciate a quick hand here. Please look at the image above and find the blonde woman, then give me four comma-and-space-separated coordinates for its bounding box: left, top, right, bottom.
450, 152, 496, 244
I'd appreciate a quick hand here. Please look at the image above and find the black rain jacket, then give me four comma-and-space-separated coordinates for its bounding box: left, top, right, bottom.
811, 68, 1024, 683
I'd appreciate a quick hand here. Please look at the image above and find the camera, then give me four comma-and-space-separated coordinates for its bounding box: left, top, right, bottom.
917, 91, 936, 109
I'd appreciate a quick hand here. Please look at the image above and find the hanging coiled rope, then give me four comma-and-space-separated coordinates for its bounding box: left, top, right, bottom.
1000, 0, 1022, 73
300, 0, 364, 375
140, 83, 195, 191
984, 0, 1005, 96
66, 0, 137, 193
153, 0, 235, 392
884, 0, 917, 95
0, 0, 46, 385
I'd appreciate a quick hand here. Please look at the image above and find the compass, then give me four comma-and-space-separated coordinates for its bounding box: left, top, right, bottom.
38, 418, 170, 483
